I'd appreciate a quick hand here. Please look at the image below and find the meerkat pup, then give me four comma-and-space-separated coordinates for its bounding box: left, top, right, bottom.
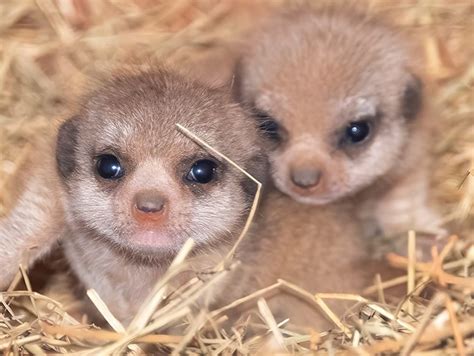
235, 6, 444, 244
0, 67, 268, 323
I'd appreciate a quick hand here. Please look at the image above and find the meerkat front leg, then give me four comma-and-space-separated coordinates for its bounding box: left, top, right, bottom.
374, 165, 446, 259
0, 143, 65, 290
375, 164, 443, 236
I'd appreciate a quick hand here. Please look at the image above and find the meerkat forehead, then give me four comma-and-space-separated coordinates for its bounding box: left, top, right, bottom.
56, 67, 268, 189
73, 69, 260, 164
240, 8, 420, 110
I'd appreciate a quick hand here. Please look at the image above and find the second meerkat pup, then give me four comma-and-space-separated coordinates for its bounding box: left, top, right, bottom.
235, 7, 444, 242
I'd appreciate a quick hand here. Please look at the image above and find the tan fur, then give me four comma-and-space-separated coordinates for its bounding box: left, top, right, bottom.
236, 7, 444, 243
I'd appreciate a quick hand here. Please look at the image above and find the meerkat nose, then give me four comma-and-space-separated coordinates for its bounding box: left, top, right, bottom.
133, 190, 167, 218
290, 167, 322, 189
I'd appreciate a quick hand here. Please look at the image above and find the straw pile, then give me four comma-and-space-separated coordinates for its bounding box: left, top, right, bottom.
0, 0, 472, 354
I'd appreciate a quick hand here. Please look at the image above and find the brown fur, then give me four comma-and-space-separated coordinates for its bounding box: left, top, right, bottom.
235, 6, 444, 246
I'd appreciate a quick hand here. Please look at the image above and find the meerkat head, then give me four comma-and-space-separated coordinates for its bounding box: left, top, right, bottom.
235, 9, 424, 205
55, 68, 266, 260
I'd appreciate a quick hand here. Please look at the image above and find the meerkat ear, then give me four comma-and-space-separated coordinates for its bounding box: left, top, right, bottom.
56, 115, 81, 178
402, 74, 423, 120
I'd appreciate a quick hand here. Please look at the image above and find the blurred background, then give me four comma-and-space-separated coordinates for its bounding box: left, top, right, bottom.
0, 0, 472, 236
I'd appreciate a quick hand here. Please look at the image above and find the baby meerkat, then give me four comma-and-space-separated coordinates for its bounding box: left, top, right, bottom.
0, 67, 267, 323
235, 7, 443, 241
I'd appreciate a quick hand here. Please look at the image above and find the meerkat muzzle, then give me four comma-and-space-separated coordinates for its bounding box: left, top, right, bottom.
132, 189, 167, 223
290, 167, 322, 189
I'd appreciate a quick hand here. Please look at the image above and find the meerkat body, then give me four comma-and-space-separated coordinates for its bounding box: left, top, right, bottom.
235, 7, 443, 245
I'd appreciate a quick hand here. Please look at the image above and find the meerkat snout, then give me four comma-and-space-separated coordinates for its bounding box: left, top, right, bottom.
133, 190, 167, 217
289, 165, 322, 189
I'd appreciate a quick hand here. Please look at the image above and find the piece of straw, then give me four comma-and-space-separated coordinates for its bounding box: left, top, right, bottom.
407, 230, 417, 316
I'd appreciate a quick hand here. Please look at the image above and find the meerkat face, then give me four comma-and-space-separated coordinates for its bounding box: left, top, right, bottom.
236, 11, 423, 205
56, 69, 266, 259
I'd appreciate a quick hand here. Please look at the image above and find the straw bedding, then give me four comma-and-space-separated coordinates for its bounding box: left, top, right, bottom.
0, 0, 472, 354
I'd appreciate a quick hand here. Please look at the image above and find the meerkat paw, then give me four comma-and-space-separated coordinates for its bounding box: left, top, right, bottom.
376, 198, 445, 237
373, 202, 449, 262
378, 229, 450, 263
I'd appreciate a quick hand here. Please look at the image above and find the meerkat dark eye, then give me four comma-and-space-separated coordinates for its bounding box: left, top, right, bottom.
186, 159, 217, 184
259, 119, 280, 140
96, 154, 124, 179
254, 110, 281, 140
345, 120, 371, 144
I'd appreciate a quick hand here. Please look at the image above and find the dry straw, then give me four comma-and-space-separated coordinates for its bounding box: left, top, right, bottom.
0, 0, 473, 354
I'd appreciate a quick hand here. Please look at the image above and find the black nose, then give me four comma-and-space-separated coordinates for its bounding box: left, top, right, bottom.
134, 190, 166, 214
290, 168, 322, 189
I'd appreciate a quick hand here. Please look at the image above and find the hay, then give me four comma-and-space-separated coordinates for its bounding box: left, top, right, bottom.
1, 238, 472, 354
0, 0, 472, 354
